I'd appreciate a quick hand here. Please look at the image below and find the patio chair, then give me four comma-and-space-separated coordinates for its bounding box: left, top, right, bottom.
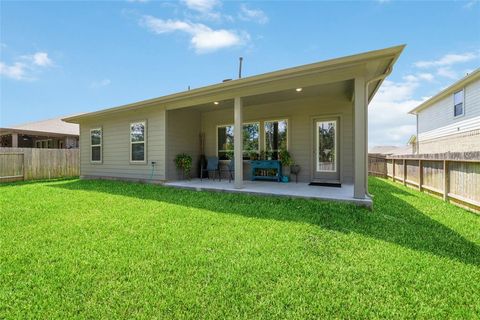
200, 157, 220, 181
221, 159, 235, 183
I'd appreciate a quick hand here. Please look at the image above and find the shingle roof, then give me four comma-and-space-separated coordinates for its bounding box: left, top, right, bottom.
369, 145, 413, 156
6, 114, 81, 136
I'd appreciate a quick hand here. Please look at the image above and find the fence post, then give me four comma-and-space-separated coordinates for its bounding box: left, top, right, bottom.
22, 153, 25, 181
443, 160, 449, 201
418, 159, 423, 191
392, 159, 395, 181
383, 157, 387, 178
403, 159, 407, 186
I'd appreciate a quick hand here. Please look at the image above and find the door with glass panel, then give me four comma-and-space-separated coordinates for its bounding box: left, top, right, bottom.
312, 118, 340, 182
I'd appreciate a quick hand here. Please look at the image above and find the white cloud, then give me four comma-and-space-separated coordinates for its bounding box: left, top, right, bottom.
436, 67, 458, 79
31, 52, 53, 67
90, 78, 111, 88
239, 4, 269, 24
0, 62, 29, 80
402, 72, 434, 83
140, 15, 248, 53
369, 78, 426, 147
414, 52, 478, 68
182, 0, 219, 13
181, 0, 229, 22
464, 0, 479, 8
0, 51, 53, 81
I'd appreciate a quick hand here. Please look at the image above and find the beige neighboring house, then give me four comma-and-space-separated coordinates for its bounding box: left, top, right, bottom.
0, 116, 80, 149
64, 45, 404, 205
369, 145, 413, 156
369, 135, 416, 156
409, 69, 480, 154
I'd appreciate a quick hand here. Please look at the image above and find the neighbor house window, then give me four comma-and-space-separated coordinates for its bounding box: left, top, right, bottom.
217, 123, 260, 160
90, 128, 102, 163
264, 119, 288, 159
35, 139, 52, 149
454, 89, 464, 117
130, 121, 146, 162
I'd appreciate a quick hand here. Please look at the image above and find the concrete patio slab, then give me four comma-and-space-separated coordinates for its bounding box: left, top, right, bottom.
164, 179, 372, 208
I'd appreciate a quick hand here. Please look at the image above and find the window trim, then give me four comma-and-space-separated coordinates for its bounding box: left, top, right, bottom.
264, 118, 289, 155
90, 127, 102, 163
453, 88, 465, 118
216, 122, 261, 160
129, 120, 147, 164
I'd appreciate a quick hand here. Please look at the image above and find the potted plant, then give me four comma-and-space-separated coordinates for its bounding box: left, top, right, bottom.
225, 150, 234, 160
278, 149, 294, 182
249, 151, 259, 161
174, 153, 192, 180
259, 150, 266, 160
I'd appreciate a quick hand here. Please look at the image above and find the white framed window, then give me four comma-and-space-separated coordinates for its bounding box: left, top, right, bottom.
90, 128, 102, 163
264, 119, 288, 160
130, 121, 146, 163
454, 89, 464, 117
216, 122, 260, 160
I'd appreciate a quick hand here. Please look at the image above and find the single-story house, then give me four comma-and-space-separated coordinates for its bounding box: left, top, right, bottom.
409, 68, 480, 154
369, 135, 416, 156
0, 116, 80, 149
64, 45, 405, 206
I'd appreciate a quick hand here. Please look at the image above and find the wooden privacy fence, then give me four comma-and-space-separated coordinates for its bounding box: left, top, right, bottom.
381, 152, 480, 212
0, 148, 80, 182
368, 154, 388, 177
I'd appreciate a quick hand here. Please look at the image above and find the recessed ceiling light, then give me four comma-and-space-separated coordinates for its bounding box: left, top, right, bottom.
214, 101, 219, 105
296, 88, 303, 92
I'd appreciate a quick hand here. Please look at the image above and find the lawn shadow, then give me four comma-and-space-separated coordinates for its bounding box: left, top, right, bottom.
48, 178, 480, 267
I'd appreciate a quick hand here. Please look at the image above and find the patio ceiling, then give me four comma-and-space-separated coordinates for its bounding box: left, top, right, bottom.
185, 79, 354, 112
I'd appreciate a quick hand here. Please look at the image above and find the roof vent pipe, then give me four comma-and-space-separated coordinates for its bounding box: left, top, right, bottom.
238, 57, 243, 79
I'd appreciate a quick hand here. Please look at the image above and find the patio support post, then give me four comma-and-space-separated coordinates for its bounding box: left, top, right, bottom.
354, 77, 367, 199
11, 133, 18, 148
234, 97, 244, 189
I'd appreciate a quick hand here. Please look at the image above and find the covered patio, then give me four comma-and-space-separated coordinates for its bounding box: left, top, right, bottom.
164, 179, 372, 207
161, 46, 405, 208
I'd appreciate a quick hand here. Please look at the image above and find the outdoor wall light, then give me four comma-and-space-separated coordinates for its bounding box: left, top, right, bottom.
214, 101, 219, 105
296, 88, 303, 92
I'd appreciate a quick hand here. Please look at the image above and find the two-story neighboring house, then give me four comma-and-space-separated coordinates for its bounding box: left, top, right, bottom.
409, 69, 480, 154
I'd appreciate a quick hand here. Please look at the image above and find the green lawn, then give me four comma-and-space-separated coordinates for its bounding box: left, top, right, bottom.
1, 178, 479, 319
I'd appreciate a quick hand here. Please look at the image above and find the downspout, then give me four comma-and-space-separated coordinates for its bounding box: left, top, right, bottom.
416, 114, 419, 154
364, 66, 393, 197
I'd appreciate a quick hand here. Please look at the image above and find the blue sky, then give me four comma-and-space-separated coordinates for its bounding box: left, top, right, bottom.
1, 0, 479, 147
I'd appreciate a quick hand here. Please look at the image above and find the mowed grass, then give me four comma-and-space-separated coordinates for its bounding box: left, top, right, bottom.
1, 178, 479, 319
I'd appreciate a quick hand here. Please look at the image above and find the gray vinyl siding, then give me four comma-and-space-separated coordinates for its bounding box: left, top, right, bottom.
418, 78, 480, 134
79, 107, 166, 182
78, 96, 354, 184
201, 95, 354, 183
166, 108, 201, 180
